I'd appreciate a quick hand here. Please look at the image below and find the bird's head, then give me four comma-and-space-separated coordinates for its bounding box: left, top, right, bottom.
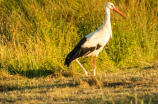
106, 2, 115, 10
105, 2, 126, 19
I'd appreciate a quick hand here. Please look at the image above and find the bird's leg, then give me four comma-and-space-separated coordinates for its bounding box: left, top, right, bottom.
93, 56, 96, 76
76, 59, 88, 76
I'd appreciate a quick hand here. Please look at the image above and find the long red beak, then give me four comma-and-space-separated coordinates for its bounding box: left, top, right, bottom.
113, 8, 126, 19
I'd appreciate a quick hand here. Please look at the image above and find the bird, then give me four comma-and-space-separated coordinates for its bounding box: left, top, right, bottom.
64, 2, 126, 76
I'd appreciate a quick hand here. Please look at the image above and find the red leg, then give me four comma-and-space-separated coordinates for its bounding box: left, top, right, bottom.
93, 56, 96, 76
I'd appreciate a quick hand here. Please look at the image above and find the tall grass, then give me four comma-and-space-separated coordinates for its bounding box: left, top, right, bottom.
0, 0, 157, 77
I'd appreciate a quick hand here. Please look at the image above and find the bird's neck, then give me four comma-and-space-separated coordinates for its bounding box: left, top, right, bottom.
102, 8, 112, 38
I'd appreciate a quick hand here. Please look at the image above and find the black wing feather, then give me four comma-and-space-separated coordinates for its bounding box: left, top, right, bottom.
64, 37, 96, 67
65, 37, 102, 67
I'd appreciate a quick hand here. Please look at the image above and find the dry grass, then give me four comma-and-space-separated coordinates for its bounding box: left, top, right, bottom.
0, 0, 158, 103
1, 65, 158, 103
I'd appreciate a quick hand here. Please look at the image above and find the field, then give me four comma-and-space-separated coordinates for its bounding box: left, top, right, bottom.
0, 0, 158, 103
1, 66, 158, 103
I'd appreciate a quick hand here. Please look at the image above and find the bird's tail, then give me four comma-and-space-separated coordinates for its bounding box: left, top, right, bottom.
64, 55, 73, 67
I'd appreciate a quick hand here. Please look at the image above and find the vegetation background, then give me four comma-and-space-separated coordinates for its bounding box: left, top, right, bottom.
0, 0, 158, 77
0, 0, 158, 103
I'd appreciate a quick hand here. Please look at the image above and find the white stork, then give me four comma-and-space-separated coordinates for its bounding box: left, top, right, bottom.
65, 2, 126, 76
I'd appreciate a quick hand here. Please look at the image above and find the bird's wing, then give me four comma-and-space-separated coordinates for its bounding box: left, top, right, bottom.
65, 30, 108, 67
82, 30, 106, 48
75, 31, 105, 57
64, 37, 88, 66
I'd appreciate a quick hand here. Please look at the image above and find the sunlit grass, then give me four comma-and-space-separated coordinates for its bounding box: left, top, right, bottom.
1, 67, 158, 103
0, 0, 158, 103
0, 0, 157, 77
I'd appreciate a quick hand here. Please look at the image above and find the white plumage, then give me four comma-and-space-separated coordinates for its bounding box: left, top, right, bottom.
83, 29, 110, 56
65, 2, 126, 76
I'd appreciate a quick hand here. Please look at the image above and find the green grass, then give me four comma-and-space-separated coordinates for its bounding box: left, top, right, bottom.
0, 0, 157, 77
0, 0, 158, 103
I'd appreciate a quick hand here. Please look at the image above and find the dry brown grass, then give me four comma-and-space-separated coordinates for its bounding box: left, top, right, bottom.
1, 65, 158, 103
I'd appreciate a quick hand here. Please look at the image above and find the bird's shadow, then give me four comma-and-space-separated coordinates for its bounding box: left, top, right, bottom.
1, 63, 157, 92
2, 62, 64, 78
